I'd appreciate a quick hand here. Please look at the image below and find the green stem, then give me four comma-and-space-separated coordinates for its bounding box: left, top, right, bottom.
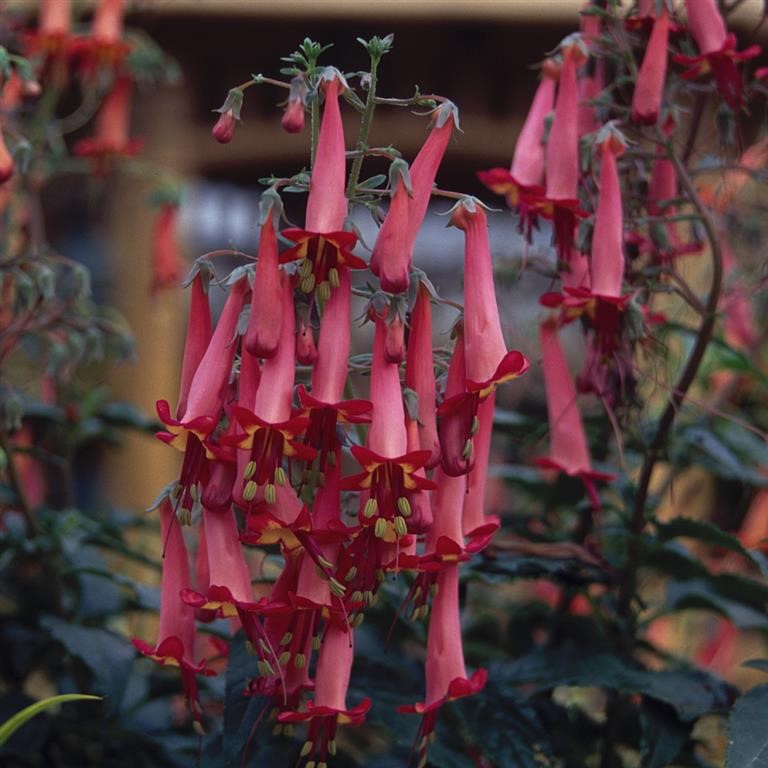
345, 56, 381, 199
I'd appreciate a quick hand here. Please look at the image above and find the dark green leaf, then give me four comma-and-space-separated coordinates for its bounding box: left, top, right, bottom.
496, 649, 735, 721
742, 659, 768, 675
640, 703, 690, 768
666, 580, 768, 630
726, 684, 768, 768
656, 518, 758, 565
40, 616, 135, 712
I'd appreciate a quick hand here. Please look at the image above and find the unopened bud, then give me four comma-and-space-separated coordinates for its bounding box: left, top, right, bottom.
281, 76, 307, 134
212, 108, 237, 144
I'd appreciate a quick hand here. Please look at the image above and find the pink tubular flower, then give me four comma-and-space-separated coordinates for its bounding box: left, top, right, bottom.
372, 159, 413, 294
438, 324, 473, 477
590, 128, 625, 299
298, 268, 372, 474
539, 36, 589, 261
281, 71, 365, 299
632, 6, 670, 125
132, 500, 214, 724
405, 282, 440, 469
75, 0, 130, 71
537, 319, 613, 510
539, 126, 631, 352
181, 506, 254, 615
686, 0, 726, 55
176, 270, 213, 421
26, 0, 73, 62
399, 565, 486, 763
450, 198, 529, 392
674, 0, 760, 109
279, 625, 370, 765
370, 101, 457, 279
151, 204, 184, 294
0, 123, 14, 184
245, 191, 283, 358
341, 318, 435, 544
282, 75, 307, 134
156, 275, 249, 514
478, 62, 557, 238
73, 76, 144, 171
229, 275, 316, 507
404, 101, 457, 249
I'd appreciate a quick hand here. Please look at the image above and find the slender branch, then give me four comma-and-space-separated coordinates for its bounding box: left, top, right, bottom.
618, 144, 724, 618
345, 57, 381, 199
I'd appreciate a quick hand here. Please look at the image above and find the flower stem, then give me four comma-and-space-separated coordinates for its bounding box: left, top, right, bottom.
345, 57, 381, 199
617, 142, 724, 621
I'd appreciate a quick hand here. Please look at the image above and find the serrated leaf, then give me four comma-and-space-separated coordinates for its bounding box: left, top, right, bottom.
40, 616, 135, 712
726, 684, 768, 768
0, 694, 101, 747
656, 518, 758, 565
497, 649, 735, 720
666, 579, 768, 630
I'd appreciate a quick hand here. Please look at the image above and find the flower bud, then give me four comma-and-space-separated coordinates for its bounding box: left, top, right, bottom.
212, 89, 243, 144
281, 76, 307, 134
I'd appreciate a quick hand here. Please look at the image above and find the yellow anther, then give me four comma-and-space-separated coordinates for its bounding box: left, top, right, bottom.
394, 516, 408, 536
274, 466, 287, 486
243, 480, 258, 502
397, 496, 412, 518
244, 461, 257, 480
363, 498, 378, 518
300, 274, 316, 294
294, 653, 306, 669
300, 741, 314, 758
328, 267, 340, 289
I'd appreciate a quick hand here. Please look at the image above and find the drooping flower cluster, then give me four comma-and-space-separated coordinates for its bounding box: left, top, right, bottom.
18, 1, 185, 291
480, 0, 762, 514
136, 48, 528, 762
